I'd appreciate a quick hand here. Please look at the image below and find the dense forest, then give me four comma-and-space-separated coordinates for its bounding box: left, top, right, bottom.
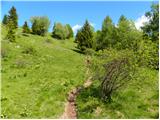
1, 2, 159, 119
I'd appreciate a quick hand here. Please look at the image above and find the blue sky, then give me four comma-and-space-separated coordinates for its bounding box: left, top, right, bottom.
1, 1, 158, 33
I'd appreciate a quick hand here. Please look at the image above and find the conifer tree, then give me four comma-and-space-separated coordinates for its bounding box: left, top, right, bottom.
75, 20, 94, 51
8, 6, 18, 29
2, 15, 8, 25
22, 21, 30, 33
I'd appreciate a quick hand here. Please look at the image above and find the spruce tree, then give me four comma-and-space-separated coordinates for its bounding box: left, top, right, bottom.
2, 15, 8, 25
8, 6, 18, 29
22, 21, 30, 33
75, 20, 94, 51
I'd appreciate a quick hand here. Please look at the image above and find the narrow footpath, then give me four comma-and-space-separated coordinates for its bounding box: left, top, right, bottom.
60, 56, 92, 119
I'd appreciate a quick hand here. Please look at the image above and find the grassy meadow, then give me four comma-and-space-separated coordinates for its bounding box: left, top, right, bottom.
1, 25, 87, 118
1, 2, 159, 119
1, 24, 159, 119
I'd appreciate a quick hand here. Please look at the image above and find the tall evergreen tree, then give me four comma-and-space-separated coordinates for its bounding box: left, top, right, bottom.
2, 15, 8, 25
75, 20, 94, 51
22, 21, 30, 33
8, 6, 18, 29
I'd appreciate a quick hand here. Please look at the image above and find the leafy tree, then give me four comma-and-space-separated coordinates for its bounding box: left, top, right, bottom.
30, 16, 50, 36
141, 3, 159, 42
66, 24, 73, 38
75, 20, 94, 51
2, 15, 8, 25
96, 16, 116, 50
52, 22, 67, 39
22, 21, 30, 33
8, 6, 18, 29
116, 15, 141, 50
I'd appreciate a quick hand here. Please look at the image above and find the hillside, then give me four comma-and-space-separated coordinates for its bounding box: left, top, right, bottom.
1, 25, 87, 118
1, 24, 159, 119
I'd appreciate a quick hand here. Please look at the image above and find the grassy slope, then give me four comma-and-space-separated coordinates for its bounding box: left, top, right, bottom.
1, 25, 86, 118
76, 61, 159, 118
1, 25, 159, 119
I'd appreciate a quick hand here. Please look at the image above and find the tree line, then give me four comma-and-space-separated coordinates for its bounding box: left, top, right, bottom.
2, 3, 159, 70
75, 3, 159, 70
2, 6, 74, 41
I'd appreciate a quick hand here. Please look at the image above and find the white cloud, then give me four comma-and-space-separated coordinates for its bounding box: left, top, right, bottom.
135, 15, 149, 30
89, 22, 96, 27
72, 24, 82, 35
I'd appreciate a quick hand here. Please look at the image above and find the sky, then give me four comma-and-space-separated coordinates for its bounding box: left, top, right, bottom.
1, 1, 158, 34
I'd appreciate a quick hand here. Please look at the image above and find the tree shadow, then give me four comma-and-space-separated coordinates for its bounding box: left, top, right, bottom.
70, 48, 84, 55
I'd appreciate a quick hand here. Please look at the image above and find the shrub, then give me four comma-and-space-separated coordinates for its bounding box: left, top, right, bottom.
136, 39, 158, 69
101, 57, 135, 101
52, 23, 73, 39
90, 49, 136, 101
30, 16, 50, 36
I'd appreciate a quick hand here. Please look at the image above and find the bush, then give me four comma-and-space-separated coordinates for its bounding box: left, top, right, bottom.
136, 39, 158, 69
52, 23, 67, 39
101, 57, 135, 101
30, 16, 50, 36
52, 23, 73, 40
90, 49, 136, 101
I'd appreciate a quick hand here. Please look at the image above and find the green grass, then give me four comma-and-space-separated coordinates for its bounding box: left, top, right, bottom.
1, 25, 159, 119
1, 25, 86, 118
76, 67, 159, 119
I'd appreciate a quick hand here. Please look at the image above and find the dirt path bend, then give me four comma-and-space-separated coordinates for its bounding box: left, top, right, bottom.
60, 56, 92, 119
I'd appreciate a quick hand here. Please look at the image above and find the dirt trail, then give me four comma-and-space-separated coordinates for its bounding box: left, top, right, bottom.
60, 56, 92, 119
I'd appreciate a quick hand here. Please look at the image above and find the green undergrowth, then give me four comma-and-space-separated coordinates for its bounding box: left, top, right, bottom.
76, 67, 158, 119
